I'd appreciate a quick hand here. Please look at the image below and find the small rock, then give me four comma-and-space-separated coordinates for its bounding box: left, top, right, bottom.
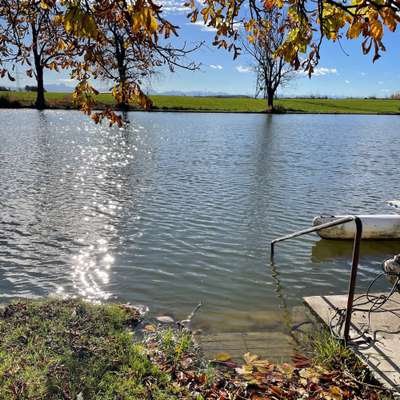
135, 304, 150, 317
156, 316, 175, 324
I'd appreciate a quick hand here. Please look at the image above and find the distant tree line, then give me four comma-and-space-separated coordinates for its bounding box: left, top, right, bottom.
24, 85, 47, 93
0, 85, 47, 92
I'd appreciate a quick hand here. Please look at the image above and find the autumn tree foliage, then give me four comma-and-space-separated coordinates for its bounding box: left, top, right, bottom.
89, 19, 159, 112
187, 0, 399, 75
0, 0, 77, 109
62, 0, 199, 125
84, 1, 198, 112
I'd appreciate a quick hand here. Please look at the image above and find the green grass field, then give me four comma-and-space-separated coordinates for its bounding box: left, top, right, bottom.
152, 96, 400, 114
1, 90, 400, 114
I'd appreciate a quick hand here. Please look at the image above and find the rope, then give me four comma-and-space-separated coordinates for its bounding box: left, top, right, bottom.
329, 259, 400, 342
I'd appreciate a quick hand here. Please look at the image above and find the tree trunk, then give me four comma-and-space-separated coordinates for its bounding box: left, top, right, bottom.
117, 61, 129, 111
117, 86, 129, 111
34, 55, 46, 110
117, 72, 129, 111
116, 78, 129, 111
115, 37, 129, 111
267, 89, 274, 110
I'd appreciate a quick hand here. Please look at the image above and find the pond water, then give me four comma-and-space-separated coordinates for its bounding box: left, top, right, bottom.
1, 110, 400, 334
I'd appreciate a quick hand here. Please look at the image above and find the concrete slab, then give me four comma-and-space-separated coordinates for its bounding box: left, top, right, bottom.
193, 307, 309, 334
304, 293, 400, 394
199, 331, 294, 363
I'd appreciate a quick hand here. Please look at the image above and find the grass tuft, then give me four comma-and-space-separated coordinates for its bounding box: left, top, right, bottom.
310, 328, 355, 370
302, 327, 391, 392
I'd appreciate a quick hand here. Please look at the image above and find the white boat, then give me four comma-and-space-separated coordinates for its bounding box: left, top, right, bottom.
313, 214, 400, 240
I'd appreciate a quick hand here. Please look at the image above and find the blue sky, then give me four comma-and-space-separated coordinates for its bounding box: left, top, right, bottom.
5, 3, 400, 97
152, 6, 400, 97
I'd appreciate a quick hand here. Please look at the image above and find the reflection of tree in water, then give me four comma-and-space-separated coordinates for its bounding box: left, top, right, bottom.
244, 115, 295, 323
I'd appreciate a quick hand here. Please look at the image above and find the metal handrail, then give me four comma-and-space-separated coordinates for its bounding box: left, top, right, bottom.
270, 215, 363, 342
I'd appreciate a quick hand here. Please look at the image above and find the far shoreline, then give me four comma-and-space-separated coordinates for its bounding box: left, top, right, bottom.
1, 91, 400, 115
0, 105, 399, 116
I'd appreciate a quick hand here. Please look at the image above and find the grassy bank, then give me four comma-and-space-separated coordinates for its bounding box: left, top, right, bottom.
152, 96, 400, 114
0, 299, 205, 399
0, 298, 393, 399
1, 91, 400, 114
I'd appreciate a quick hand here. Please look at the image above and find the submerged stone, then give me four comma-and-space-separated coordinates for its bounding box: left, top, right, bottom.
156, 315, 175, 323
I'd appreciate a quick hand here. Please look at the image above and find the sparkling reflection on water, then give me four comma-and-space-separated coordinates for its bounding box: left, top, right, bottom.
1, 110, 400, 333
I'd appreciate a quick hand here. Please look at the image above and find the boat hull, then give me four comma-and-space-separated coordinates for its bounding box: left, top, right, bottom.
313, 215, 400, 240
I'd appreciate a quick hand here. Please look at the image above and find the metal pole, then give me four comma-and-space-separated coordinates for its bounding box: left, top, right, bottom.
270, 216, 354, 260
343, 217, 363, 342
270, 215, 363, 342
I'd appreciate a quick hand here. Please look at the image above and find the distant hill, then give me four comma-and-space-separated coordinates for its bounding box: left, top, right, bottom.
45, 84, 75, 92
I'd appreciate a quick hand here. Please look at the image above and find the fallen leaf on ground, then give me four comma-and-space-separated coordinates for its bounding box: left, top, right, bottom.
144, 324, 156, 332
215, 352, 232, 362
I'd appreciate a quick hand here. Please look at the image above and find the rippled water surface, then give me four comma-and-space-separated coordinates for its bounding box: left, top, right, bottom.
1, 110, 400, 333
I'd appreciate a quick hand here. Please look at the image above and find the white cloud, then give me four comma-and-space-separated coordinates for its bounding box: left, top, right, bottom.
59, 78, 76, 84
314, 67, 337, 76
296, 67, 337, 77
190, 20, 217, 32
345, 80, 351, 84
232, 21, 242, 30
190, 20, 241, 31
209, 64, 223, 70
47, 78, 78, 87
361, 72, 367, 76
159, 0, 190, 13
378, 80, 384, 85
236, 65, 253, 73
